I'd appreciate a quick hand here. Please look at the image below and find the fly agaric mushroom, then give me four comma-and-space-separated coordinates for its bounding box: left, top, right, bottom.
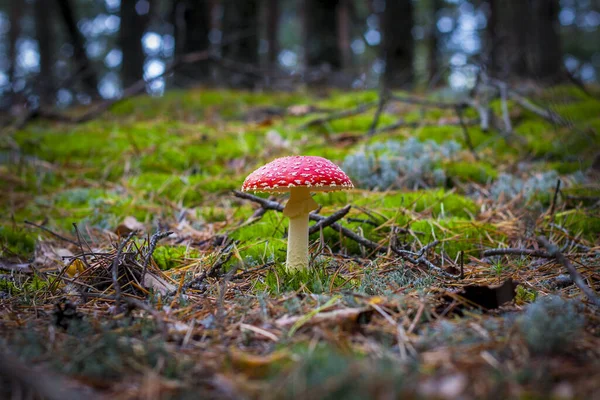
241, 156, 353, 271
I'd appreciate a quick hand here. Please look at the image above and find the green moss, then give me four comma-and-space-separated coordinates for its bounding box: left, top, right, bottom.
445, 161, 498, 184
231, 212, 288, 263
258, 259, 350, 294
0, 226, 36, 258
353, 189, 479, 219
555, 210, 600, 241
127, 172, 216, 205
552, 99, 600, 123
326, 113, 396, 133
0, 274, 50, 296
318, 90, 378, 108
409, 218, 503, 259
152, 245, 199, 270
544, 160, 589, 174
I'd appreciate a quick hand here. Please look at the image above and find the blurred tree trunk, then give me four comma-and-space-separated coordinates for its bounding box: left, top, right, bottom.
172, 0, 212, 87
427, 0, 442, 85
265, 0, 280, 71
487, 0, 529, 78
382, 0, 414, 88
487, 0, 562, 81
337, 0, 352, 70
304, 0, 341, 71
530, 0, 562, 80
119, 0, 152, 88
221, 0, 260, 88
7, 2, 22, 108
35, 0, 54, 106
56, 0, 99, 97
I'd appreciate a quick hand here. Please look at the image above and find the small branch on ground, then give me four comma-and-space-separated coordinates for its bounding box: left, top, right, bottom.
300, 101, 378, 129
368, 89, 388, 136
537, 235, 600, 307
548, 179, 562, 221
389, 94, 468, 110
308, 205, 351, 235
482, 248, 552, 258
25, 220, 79, 246
455, 105, 480, 161
111, 231, 137, 313
141, 230, 173, 284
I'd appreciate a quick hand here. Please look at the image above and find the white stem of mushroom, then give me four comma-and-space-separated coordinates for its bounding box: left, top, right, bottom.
283, 187, 318, 271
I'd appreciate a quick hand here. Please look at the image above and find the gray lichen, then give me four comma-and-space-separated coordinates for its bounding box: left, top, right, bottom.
342, 138, 461, 190
517, 295, 585, 355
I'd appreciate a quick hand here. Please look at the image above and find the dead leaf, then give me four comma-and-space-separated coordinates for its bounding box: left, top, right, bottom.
275, 307, 371, 330
143, 272, 176, 295
444, 279, 517, 311
229, 348, 292, 379
287, 104, 311, 116
115, 216, 145, 236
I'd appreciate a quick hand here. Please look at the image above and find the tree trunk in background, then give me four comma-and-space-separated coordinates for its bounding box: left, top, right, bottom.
222, 0, 260, 88
427, 0, 442, 85
337, 0, 352, 70
382, 0, 414, 88
487, 0, 562, 81
56, 0, 99, 97
7, 2, 22, 108
530, 0, 562, 80
304, 0, 341, 71
119, 0, 151, 88
265, 0, 280, 71
172, 0, 212, 87
35, 0, 54, 106
488, 0, 530, 78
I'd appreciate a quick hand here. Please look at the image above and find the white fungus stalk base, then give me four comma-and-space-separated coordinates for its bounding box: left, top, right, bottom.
283, 187, 318, 271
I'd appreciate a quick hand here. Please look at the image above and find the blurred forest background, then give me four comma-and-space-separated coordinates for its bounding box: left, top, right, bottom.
0, 0, 599, 112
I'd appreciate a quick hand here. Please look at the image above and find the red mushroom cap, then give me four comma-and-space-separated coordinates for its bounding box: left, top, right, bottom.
241, 156, 354, 192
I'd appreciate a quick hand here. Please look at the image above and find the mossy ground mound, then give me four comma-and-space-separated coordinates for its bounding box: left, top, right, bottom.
1, 86, 599, 399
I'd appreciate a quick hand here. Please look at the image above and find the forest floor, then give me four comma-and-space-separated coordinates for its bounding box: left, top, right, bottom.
1, 84, 600, 399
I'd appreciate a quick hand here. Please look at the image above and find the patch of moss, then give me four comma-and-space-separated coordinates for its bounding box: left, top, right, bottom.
152, 245, 199, 270
127, 172, 209, 205
544, 160, 589, 174
258, 260, 350, 294
409, 217, 503, 259
325, 113, 396, 133
555, 210, 600, 241
318, 90, 379, 108
0, 226, 36, 258
445, 160, 498, 184
1, 274, 48, 297
552, 99, 600, 123
352, 189, 479, 219
231, 212, 288, 263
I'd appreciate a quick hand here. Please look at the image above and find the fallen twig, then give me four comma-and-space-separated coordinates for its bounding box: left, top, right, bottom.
111, 231, 137, 313
537, 236, 600, 306
300, 101, 378, 129
390, 93, 467, 110
25, 220, 79, 246
141, 230, 173, 285
368, 89, 388, 136
482, 248, 552, 258
455, 105, 480, 161
308, 205, 351, 235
